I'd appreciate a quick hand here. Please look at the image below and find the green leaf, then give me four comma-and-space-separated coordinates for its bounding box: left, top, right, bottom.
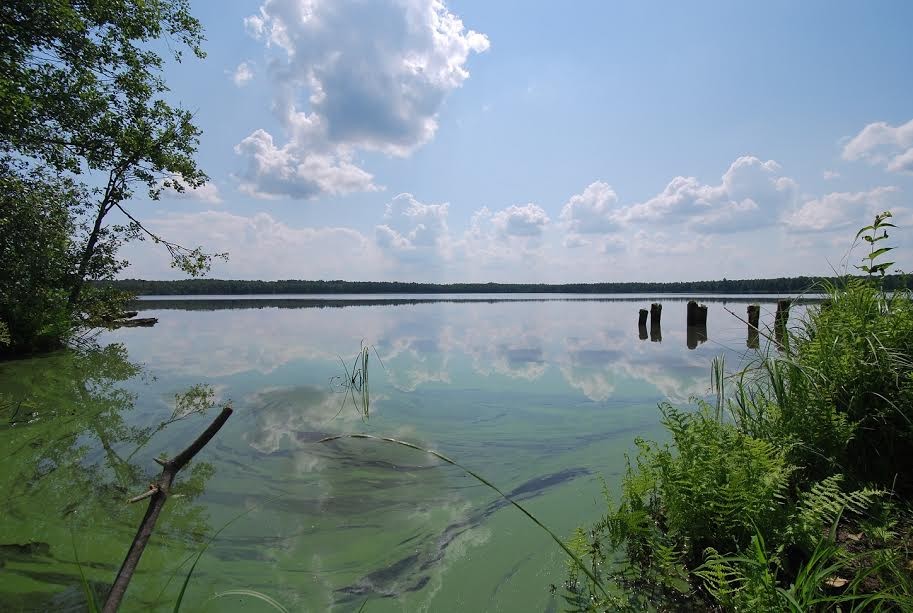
855, 225, 874, 239
867, 247, 894, 260
71, 537, 100, 613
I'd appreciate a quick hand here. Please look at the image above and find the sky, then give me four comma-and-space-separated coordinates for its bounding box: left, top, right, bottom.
122, 0, 913, 283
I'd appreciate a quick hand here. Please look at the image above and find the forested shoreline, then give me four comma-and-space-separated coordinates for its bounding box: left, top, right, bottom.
104, 275, 908, 296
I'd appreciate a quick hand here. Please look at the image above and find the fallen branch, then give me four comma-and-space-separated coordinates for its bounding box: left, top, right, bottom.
103, 406, 233, 613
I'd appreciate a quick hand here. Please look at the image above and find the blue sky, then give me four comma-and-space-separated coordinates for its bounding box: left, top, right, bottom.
125, 0, 913, 282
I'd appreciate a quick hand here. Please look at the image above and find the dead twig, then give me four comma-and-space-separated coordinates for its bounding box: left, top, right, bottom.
126, 485, 159, 504
103, 405, 233, 613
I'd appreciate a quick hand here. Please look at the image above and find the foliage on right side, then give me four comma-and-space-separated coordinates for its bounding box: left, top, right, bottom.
562, 212, 913, 612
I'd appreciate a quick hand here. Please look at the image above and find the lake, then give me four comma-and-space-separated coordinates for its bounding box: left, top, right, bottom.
0, 295, 798, 611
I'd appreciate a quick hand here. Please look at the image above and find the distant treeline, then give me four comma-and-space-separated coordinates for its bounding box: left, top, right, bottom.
104, 275, 909, 296
131, 295, 814, 313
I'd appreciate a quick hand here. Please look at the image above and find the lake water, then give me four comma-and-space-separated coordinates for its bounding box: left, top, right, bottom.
0, 295, 798, 612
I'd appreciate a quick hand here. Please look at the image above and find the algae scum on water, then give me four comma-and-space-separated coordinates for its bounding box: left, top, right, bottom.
0, 297, 779, 611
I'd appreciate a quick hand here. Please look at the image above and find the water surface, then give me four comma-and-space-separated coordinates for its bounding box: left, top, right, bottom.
0, 295, 793, 611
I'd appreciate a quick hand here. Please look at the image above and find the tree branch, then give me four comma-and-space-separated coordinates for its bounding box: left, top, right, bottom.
102, 406, 233, 613
114, 202, 196, 256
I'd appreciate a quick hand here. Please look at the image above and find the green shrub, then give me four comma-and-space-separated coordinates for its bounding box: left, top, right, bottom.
563, 404, 794, 610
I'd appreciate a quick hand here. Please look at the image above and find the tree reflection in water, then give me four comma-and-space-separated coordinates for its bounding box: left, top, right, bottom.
0, 344, 217, 610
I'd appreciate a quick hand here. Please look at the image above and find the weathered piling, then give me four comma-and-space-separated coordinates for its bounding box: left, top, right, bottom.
638, 309, 648, 340
776, 299, 791, 323
650, 303, 662, 342
650, 303, 662, 326
775, 299, 791, 347
686, 324, 707, 350
747, 304, 760, 349
686, 300, 708, 327
685, 301, 708, 349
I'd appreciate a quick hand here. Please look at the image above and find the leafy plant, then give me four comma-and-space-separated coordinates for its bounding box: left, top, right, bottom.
856, 211, 896, 278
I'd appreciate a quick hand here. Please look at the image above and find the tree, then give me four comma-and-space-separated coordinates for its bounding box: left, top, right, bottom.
0, 0, 225, 348
0, 161, 82, 353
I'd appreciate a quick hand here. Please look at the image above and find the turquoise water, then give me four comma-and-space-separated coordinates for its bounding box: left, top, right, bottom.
0, 296, 789, 611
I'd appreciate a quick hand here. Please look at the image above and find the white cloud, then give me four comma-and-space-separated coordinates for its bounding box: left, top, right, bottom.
887, 148, 913, 174
375, 193, 450, 253
784, 186, 900, 232
159, 176, 223, 204
616, 156, 797, 233
232, 61, 254, 86
238, 0, 489, 199
490, 203, 549, 237
823, 170, 840, 180
560, 181, 619, 235
842, 119, 913, 174
235, 129, 379, 199
563, 234, 589, 248
458, 203, 552, 271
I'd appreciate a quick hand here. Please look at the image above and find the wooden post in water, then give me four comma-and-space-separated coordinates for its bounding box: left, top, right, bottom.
686, 301, 708, 349
638, 308, 648, 340
747, 304, 760, 349
775, 299, 791, 347
650, 303, 662, 342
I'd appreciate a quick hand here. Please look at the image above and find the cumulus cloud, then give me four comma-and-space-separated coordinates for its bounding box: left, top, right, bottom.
823, 170, 840, 180
232, 61, 254, 86
375, 193, 450, 253
784, 186, 900, 232
842, 119, 913, 174
616, 156, 797, 233
237, 0, 489, 199
462, 202, 550, 256
235, 129, 378, 199
159, 176, 223, 204
560, 181, 619, 236
490, 203, 549, 237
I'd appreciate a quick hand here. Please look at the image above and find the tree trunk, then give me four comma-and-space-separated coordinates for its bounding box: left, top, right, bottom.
68, 198, 109, 308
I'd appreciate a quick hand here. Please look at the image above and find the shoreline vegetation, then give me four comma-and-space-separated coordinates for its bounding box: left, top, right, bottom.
559, 213, 913, 611
104, 275, 908, 296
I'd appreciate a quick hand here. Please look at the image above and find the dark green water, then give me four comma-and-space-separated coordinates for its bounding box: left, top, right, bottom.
0, 295, 790, 611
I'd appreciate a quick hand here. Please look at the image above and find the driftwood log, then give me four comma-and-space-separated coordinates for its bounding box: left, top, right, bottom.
103, 406, 233, 612
110, 317, 158, 328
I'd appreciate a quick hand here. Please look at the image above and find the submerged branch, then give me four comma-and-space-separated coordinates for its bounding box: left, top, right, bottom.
103, 405, 233, 612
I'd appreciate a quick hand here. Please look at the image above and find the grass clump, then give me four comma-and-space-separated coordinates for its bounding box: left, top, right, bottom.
563, 212, 913, 611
